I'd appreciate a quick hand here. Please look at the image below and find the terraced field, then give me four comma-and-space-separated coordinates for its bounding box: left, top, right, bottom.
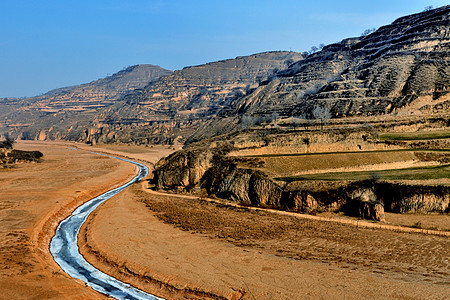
246, 150, 422, 176
275, 164, 450, 182
380, 130, 450, 141
239, 149, 448, 181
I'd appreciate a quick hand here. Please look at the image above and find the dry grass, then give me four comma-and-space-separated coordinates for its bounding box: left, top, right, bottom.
384, 212, 450, 231
248, 150, 418, 176
276, 164, 450, 182
135, 187, 450, 283
380, 130, 450, 141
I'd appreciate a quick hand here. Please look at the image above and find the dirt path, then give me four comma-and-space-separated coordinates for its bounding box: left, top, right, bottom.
0, 141, 138, 299
145, 188, 450, 237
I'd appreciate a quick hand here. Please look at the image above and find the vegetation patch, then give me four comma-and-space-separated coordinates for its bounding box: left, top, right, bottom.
380, 130, 450, 141
1, 139, 44, 167
275, 164, 450, 182
258, 151, 419, 176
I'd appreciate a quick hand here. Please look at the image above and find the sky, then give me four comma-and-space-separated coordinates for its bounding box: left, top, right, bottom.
1, 0, 448, 98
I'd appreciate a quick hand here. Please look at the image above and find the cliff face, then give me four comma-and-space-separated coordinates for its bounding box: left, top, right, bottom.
0, 65, 172, 141
190, 5, 450, 142
153, 146, 449, 220
154, 148, 214, 190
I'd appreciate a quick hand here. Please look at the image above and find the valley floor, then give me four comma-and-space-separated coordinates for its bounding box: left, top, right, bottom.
78, 145, 449, 300
1, 141, 448, 299
0, 141, 138, 299
80, 182, 450, 299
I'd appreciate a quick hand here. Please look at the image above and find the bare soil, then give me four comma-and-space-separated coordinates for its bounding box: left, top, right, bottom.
383, 212, 450, 231
80, 180, 450, 299
0, 141, 138, 299
4, 141, 447, 299
136, 188, 449, 280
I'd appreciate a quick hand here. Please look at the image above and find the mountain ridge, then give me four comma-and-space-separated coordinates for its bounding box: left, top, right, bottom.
79, 51, 303, 144
188, 5, 450, 142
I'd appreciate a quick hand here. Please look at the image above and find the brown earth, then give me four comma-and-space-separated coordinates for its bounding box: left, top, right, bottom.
2, 141, 448, 299
0, 141, 139, 299
80, 175, 450, 298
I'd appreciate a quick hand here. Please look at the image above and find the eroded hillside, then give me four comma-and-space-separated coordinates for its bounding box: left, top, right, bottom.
0, 65, 172, 141
85, 51, 303, 144
190, 5, 450, 142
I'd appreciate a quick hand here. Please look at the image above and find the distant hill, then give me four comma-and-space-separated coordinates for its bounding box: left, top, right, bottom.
51, 51, 302, 144
189, 5, 450, 142
0, 64, 172, 140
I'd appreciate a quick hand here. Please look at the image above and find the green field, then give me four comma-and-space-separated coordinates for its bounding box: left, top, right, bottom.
275, 164, 450, 182
240, 150, 450, 177
380, 130, 450, 141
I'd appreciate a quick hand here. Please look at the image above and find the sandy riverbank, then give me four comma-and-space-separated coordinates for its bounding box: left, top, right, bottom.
79, 182, 450, 299
0, 141, 138, 299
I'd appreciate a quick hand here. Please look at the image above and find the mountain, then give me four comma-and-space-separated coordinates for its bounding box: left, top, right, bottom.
189, 5, 450, 142
0, 65, 172, 140
3, 6, 450, 145
80, 51, 303, 144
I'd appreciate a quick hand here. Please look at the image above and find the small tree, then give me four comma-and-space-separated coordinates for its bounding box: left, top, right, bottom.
0, 134, 15, 149
310, 46, 319, 54
240, 115, 254, 130
370, 172, 382, 182
423, 5, 433, 12
5, 137, 15, 148
296, 113, 310, 130
302, 137, 310, 146
271, 112, 279, 123
361, 28, 376, 37
312, 106, 331, 130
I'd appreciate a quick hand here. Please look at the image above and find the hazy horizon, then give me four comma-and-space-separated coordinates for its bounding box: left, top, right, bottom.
1, 0, 448, 98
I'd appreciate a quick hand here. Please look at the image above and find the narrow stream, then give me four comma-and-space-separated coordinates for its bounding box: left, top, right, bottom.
50, 153, 164, 300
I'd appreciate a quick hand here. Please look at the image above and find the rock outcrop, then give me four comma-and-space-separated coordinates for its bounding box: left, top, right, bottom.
153, 145, 449, 219
206, 167, 284, 207
377, 183, 450, 213
344, 189, 385, 221
154, 148, 214, 191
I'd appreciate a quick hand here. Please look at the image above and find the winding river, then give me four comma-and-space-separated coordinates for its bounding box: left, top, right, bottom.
50, 153, 164, 300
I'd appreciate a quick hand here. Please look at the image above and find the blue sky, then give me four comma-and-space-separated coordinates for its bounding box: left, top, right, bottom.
1, 0, 448, 97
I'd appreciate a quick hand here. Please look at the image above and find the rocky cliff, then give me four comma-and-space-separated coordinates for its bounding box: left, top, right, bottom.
153, 144, 449, 220
190, 5, 450, 142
